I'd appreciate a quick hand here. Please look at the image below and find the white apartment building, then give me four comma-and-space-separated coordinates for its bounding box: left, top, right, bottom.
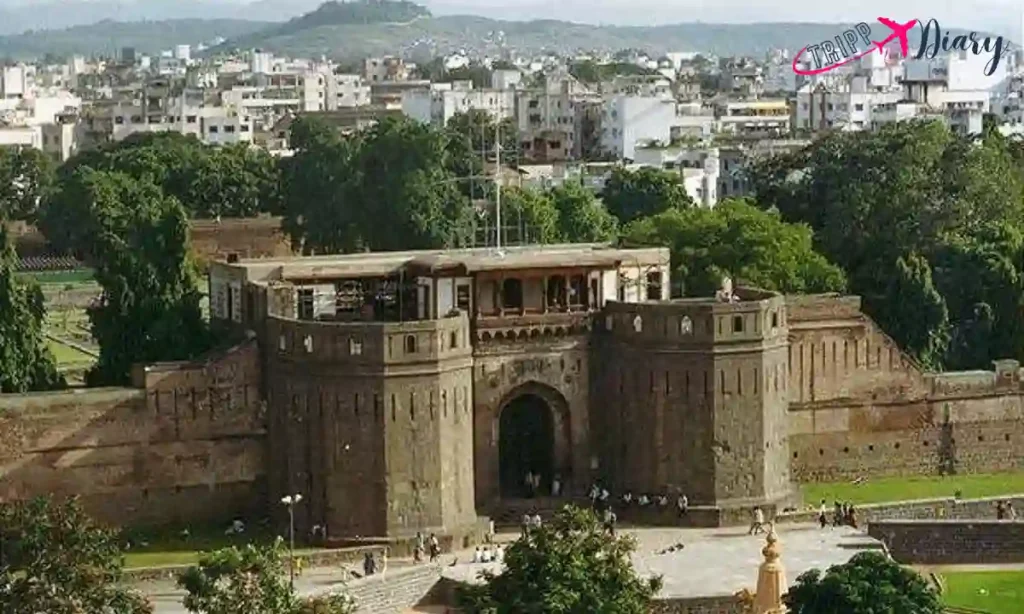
632, 146, 719, 207
491, 69, 523, 91
327, 74, 371, 109
401, 83, 514, 127
599, 95, 677, 161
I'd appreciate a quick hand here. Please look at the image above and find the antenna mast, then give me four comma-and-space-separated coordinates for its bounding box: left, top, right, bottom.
494, 108, 502, 250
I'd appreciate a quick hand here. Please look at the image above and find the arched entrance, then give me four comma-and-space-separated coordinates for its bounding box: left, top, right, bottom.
499, 394, 555, 497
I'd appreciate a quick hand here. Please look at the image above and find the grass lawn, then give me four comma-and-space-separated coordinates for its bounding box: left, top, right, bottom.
46, 338, 94, 367
121, 525, 326, 570
802, 472, 1024, 506
941, 571, 1024, 614
20, 269, 95, 285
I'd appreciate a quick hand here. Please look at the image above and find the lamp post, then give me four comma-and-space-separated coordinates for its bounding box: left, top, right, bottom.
281, 493, 303, 590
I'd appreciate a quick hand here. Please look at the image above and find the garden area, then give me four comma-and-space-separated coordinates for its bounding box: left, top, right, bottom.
802, 472, 1024, 507
120, 522, 327, 570
940, 570, 1024, 614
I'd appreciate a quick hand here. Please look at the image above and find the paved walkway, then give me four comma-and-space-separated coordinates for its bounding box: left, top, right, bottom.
138, 523, 880, 612
444, 523, 880, 598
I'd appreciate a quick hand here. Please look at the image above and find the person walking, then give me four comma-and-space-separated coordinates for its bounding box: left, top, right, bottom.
413, 532, 424, 563
818, 499, 829, 529
748, 507, 766, 535
428, 533, 440, 563
996, 500, 1007, 520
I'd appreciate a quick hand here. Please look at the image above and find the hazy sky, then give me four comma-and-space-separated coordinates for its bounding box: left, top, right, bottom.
1, 0, 1023, 32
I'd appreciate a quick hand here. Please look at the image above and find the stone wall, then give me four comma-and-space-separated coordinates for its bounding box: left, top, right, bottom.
349, 565, 446, 614
6, 217, 291, 264
786, 295, 1024, 482
0, 339, 266, 528
595, 295, 793, 510
189, 217, 292, 265
264, 313, 479, 540
649, 596, 746, 614
868, 519, 1024, 564
777, 494, 1024, 524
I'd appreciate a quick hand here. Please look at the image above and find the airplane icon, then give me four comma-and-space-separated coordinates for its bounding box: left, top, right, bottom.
872, 17, 918, 58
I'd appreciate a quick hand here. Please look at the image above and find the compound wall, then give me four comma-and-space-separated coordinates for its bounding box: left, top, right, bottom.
0, 340, 266, 528
786, 295, 1024, 482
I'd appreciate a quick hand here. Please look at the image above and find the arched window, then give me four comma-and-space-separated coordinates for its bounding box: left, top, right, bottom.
405, 335, 417, 354
680, 316, 693, 335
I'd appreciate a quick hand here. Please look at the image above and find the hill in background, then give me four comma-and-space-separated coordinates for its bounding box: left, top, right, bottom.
0, 0, 995, 62
0, 19, 268, 59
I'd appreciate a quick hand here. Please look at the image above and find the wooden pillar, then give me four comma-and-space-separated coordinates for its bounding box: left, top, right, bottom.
497, 274, 505, 317
564, 275, 571, 312
542, 275, 549, 314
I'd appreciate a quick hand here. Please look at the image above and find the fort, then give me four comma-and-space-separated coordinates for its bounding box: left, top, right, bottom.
1, 243, 1023, 544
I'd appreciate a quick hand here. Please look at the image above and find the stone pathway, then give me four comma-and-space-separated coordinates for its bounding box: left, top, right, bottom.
443, 523, 880, 598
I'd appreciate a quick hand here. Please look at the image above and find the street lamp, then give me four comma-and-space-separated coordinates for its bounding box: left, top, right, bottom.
281, 493, 303, 590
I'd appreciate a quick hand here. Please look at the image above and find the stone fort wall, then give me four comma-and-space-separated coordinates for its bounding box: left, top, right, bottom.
786, 295, 1024, 482
264, 313, 477, 540
6, 216, 291, 264
0, 339, 266, 528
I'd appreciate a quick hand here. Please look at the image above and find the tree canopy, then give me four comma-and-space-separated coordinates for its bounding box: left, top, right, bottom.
178, 539, 355, 614
54, 132, 280, 230
281, 115, 474, 254
624, 199, 846, 297
0, 146, 54, 222
602, 166, 695, 225
0, 226, 64, 393
0, 497, 151, 614
785, 551, 942, 614
42, 168, 210, 385
458, 506, 662, 614
750, 120, 1024, 370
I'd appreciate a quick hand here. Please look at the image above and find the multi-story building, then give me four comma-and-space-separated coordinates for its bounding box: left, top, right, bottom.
715, 100, 790, 138
401, 82, 514, 127
516, 76, 589, 163
599, 95, 677, 160
364, 56, 409, 83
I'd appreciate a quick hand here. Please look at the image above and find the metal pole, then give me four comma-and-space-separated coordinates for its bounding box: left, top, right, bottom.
288, 503, 295, 590
495, 109, 501, 250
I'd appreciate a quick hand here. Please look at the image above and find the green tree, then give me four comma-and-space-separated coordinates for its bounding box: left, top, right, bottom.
0, 497, 152, 614
624, 199, 845, 297
43, 168, 210, 385
550, 181, 618, 243
54, 132, 280, 228
497, 187, 561, 244
0, 146, 55, 221
282, 116, 474, 254
874, 253, 950, 371
458, 506, 662, 614
178, 539, 355, 614
0, 226, 64, 393
785, 551, 941, 614
602, 166, 694, 224
750, 120, 1024, 369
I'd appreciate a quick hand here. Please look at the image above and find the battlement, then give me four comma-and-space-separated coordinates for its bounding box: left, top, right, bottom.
601, 288, 787, 347
785, 294, 863, 322
266, 312, 472, 366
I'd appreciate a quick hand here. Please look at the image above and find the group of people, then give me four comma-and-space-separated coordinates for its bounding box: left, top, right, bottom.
817, 500, 860, 529
470, 545, 505, 563
412, 531, 441, 564
588, 483, 690, 518
522, 471, 563, 498
520, 512, 544, 537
